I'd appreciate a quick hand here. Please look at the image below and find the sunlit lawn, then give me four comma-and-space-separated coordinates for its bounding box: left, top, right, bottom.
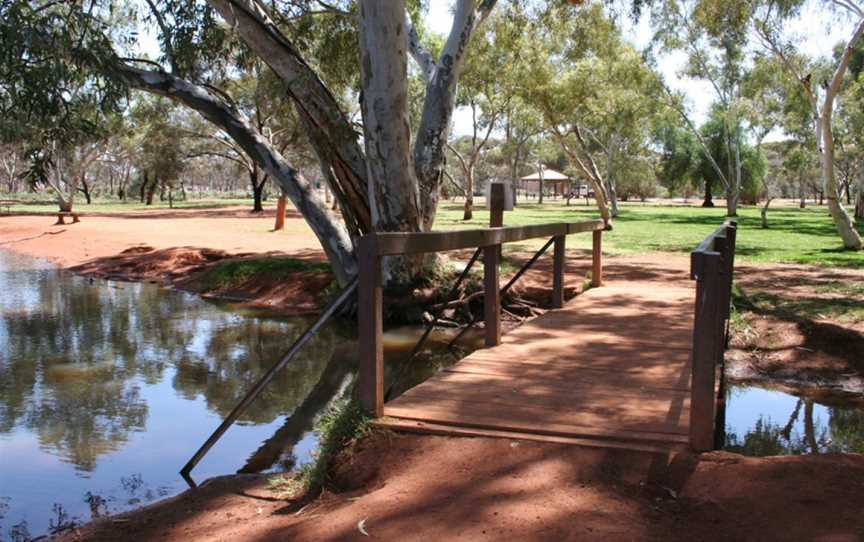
435, 199, 864, 268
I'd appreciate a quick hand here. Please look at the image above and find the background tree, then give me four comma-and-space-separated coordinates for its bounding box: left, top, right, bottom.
756, 0, 864, 249
651, 0, 756, 217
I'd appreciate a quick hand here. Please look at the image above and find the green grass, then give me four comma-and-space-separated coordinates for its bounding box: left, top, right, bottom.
269, 398, 370, 498
199, 256, 331, 290
436, 200, 864, 268
734, 288, 864, 323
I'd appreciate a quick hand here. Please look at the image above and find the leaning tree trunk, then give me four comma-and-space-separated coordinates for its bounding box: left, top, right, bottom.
604, 140, 619, 218
819, 110, 863, 249
115, 63, 357, 285
206, 0, 370, 235
812, 16, 864, 250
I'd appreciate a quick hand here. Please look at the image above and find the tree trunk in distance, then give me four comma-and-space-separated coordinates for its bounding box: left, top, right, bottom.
250, 164, 264, 213
855, 191, 864, 221
760, 198, 772, 229
702, 178, 714, 207
140, 172, 148, 203
463, 167, 474, 220
145, 174, 157, 205
799, 175, 806, 209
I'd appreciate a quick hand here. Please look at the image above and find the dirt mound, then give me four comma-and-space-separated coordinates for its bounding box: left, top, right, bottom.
71, 245, 233, 284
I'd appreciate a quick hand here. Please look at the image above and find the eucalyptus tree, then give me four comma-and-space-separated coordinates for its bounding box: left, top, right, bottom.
755, 0, 864, 249
525, 2, 663, 222
650, 0, 754, 217
655, 118, 703, 201
502, 100, 544, 206
0, 0, 501, 285
446, 10, 527, 220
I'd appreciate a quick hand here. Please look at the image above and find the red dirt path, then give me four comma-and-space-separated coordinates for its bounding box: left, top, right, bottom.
57, 432, 864, 542
0, 207, 324, 268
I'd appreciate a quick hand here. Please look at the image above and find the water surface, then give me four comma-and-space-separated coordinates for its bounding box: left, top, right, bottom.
724, 385, 864, 456
0, 249, 355, 540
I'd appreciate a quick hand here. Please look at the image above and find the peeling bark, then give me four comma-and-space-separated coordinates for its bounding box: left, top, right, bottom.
412, 0, 498, 230
358, 1, 421, 234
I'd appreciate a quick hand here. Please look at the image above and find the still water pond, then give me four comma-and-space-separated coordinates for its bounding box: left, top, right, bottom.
0, 249, 356, 540
724, 385, 864, 456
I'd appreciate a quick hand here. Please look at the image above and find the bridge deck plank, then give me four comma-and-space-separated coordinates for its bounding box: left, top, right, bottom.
378, 279, 695, 452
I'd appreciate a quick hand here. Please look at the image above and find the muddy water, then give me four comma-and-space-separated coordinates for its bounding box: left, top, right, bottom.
723, 385, 864, 456
0, 250, 362, 540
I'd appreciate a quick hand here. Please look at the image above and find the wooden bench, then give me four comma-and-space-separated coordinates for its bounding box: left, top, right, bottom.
0, 200, 19, 213
55, 211, 81, 225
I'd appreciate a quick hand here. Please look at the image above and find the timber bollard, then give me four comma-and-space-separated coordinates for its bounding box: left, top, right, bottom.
592, 230, 602, 287
274, 196, 287, 231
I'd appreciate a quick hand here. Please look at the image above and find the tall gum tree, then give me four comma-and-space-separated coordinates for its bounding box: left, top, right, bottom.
755, 0, 864, 250
523, 3, 662, 225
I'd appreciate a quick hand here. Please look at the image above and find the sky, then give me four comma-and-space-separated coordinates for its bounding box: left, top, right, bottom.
425, 0, 856, 138
137, 1, 856, 140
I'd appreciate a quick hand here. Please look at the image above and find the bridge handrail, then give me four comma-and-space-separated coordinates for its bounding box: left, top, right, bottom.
689, 219, 737, 452
357, 218, 606, 417
359, 220, 605, 256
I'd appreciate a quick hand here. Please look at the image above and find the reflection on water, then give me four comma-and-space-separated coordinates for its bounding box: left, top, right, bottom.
0, 250, 355, 539
723, 385, 864, 456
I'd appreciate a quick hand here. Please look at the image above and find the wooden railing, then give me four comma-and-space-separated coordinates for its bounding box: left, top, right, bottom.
689, 220, 737, 451
357, 219, 606, 417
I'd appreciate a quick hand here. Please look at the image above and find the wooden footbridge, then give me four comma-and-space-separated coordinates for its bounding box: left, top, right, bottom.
358, 218, 737, 454
181, 209, 736, 483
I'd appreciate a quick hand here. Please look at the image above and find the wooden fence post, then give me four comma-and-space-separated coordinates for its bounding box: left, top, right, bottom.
358, 236, 383, 417
484, 243, 501, 347
552, 235, 565, 309
592, 230, 603, 287
690, 252, 722, 452
274, 196, 287, 231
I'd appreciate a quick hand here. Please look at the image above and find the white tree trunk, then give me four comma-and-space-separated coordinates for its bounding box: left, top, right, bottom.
358, 0, 422, 235
816, 16, 864, 250
820, 108, 863, 249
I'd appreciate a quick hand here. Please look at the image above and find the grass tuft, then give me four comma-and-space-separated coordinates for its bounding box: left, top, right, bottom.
270, 398, 370, 499
200, 257, 331, 290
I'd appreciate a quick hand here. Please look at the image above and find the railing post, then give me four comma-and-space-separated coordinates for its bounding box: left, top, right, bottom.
484, 243, 501, 347
358, 236, 383, 417
690, 252, 722, 452
552, 235, 565, 309
592, 229, 603, 287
